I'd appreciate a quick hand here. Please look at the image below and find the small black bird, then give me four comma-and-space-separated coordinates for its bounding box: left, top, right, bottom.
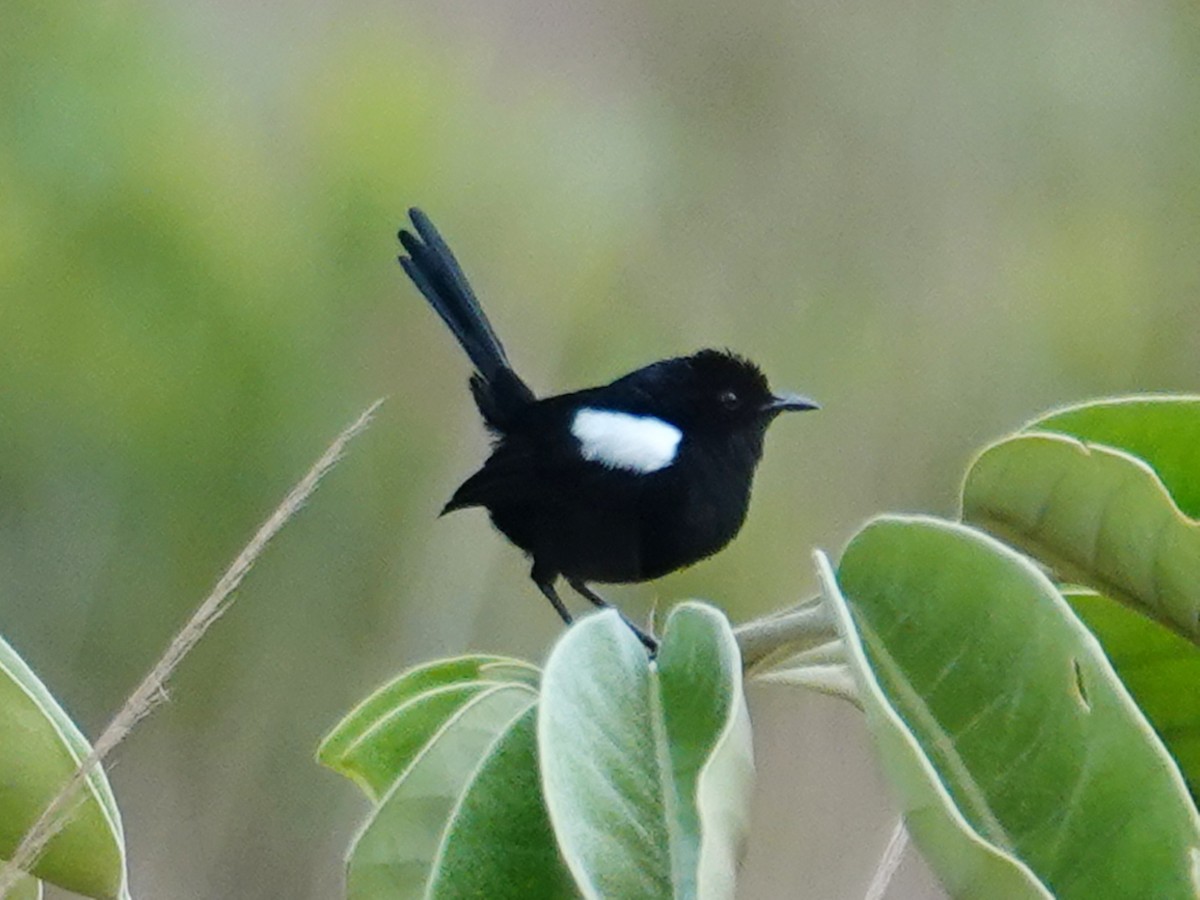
398, 209, 817, 649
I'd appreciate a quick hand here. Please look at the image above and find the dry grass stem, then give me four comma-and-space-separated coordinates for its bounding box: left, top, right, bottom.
864, 819, 909, 900
0, 400, 383, 899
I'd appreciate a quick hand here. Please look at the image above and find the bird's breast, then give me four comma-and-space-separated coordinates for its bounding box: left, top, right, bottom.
479, 429, 763, 584
630, 440, 757, 577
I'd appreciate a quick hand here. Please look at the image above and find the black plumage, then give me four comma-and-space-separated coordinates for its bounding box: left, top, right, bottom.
398, 208, 817, 649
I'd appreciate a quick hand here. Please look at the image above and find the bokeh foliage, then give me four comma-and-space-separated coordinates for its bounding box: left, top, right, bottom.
3, 1, 1200, 896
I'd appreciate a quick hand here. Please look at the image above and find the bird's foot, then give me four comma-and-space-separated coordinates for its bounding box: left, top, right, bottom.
624, 617, 659, 655
567, 578, 658, 655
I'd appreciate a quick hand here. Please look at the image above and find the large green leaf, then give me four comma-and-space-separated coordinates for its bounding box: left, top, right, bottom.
660, 605, 755, 900
962, 397, 1200, 645
344, 684, 569, 898
538, 603, 753, 900
963, 432, 1200, 643
1032, 396, 1200, 517
0, 635, 127, 899
319, 655, 538, 801
1065, 587, 1200, 800
425, 707, 578, 900
964, 396, 1200, 798
829, 516, 1200, 899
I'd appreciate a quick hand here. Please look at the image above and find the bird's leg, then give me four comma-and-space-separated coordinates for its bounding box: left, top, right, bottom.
567, 578, 658, 653
533, 568, 574, 626
566, 577, 613, 611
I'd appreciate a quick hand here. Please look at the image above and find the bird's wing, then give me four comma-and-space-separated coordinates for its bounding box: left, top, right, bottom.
442, 416, 642, 515
441, 441, 540, 514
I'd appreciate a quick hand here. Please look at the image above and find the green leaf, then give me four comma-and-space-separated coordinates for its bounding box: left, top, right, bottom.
962, 431, 1200, 643
0, 872, 42, 900
1032, 395, 1200, 517
538, 603, 753, 900
345, 683, 546, 898
751, 640, 858, 704
755, 662, 860, 705
1065, 587, 1200, 800
0, 634, 127, 899
660, 604, 754, 900
828, 516, 1200, 899
319, 655, 539, 800
427, 707, 578, 900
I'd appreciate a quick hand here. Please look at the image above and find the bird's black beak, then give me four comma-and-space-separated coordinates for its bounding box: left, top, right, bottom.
762, 392, 820, 415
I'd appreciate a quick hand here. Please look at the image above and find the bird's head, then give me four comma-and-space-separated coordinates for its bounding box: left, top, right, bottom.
630, 349, 818, 436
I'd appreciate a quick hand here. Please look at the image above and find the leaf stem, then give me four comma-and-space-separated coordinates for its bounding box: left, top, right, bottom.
733, 597, 838, 673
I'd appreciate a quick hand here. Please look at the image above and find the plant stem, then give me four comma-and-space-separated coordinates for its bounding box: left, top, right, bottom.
864, 819, 909, 900
733, 596, 838, 672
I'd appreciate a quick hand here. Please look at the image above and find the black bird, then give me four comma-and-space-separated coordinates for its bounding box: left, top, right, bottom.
398, 208, 817, 649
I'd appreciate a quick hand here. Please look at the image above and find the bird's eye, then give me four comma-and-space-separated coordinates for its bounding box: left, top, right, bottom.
718, 389, 740, 410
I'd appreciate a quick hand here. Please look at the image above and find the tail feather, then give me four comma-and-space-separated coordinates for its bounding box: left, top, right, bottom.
398, 210, 506, 382
398, 208, 534, 429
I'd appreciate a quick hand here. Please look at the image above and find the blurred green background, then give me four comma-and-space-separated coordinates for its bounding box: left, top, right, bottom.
3, 1, 1198, 897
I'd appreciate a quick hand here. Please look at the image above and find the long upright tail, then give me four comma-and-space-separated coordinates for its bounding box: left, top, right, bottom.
398, 208, 534, 430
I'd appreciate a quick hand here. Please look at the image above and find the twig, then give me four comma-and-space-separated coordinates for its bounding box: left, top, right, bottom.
0, 400, 383, 898
733, 596, 837, 672
864, 819, 909, 900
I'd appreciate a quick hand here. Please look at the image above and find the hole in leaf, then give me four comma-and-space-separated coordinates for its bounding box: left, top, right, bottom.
1071, 658, 1091, 712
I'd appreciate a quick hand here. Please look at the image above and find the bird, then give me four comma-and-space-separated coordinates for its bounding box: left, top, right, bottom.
397, 208, 818, 650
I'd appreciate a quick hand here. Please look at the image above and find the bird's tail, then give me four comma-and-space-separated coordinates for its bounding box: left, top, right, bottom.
398, 208, 534, 430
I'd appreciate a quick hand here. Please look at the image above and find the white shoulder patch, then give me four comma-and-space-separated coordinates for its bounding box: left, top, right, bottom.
570, 408, 682, 474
